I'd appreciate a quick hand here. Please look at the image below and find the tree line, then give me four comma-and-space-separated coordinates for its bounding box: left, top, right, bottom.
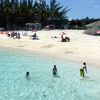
68, 17, 100, 29
0, 0, 99, 30
0, 0, 69, 30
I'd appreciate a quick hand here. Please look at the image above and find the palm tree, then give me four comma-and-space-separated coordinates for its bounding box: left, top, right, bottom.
32, 0, 48, 24
48, 0, 70, 28
0, 0, 4, 26
0, 0, 70, 29
36, 0, 50, 26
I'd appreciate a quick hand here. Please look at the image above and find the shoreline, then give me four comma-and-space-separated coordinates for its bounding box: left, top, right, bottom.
0, 45, 99, 69
0, 30, 100, 68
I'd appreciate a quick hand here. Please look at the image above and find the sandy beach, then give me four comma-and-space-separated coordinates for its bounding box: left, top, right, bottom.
0, 30, 100, 68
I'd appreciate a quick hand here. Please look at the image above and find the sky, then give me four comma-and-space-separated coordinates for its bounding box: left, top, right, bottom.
47, 0, 100, 19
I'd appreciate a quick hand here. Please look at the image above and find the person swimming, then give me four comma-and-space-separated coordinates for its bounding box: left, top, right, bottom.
53, 65, 57, 75
80, 62, 87, 77
26, 72, 29, 78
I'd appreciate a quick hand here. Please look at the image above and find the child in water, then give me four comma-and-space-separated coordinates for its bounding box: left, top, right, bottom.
26, 72, 29, 78
80, 62, 87, 77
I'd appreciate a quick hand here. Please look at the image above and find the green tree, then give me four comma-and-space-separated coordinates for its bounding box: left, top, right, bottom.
0, 0, 70, 29
48, 0, 70, 28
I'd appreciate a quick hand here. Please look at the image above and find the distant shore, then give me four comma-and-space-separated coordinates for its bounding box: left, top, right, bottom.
0, 30, 100, 68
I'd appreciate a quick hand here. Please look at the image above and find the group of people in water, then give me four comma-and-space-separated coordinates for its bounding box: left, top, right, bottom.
52, 62, 87, 77
25, 65, 58, 79
26, 62, 87, 78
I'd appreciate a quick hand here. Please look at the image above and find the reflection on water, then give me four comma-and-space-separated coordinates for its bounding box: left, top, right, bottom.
0, 48, 100, 100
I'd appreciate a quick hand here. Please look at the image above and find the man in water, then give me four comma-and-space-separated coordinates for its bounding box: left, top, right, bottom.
80, 62, 87, 77
53, 65, 57, 75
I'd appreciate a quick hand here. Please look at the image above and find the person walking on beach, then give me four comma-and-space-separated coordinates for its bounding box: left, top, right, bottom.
80, 62, 87, 77
53, 65, 57, 75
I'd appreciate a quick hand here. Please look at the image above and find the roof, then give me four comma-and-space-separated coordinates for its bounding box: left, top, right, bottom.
86, 20, 100, 27
0, 27, 5, 31
25, 23, 41, 26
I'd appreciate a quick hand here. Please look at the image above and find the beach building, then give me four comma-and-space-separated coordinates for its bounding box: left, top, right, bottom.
26, 23, 41, 30
86, 20, 100, 35
0, 27, 5, 31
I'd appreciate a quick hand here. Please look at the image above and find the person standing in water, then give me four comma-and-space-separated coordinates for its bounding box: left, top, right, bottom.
53, 65, 57, 75
80, 62, 87, 77
26, 72, 30, 78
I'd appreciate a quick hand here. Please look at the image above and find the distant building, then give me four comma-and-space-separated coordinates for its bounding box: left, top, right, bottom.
0, 27, 5, 31
86, 20, 100, 35
26, 23, 41, 30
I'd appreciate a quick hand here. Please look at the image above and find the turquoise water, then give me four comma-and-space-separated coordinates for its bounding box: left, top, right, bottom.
0, 48, 100, 100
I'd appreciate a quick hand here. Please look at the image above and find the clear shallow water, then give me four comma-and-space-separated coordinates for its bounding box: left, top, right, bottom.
0, 48, 100, 100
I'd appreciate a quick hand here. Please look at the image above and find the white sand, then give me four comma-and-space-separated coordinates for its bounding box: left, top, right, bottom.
0, 30, 100, 67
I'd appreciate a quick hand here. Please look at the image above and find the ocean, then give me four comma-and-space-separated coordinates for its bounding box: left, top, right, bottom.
0, 48, 100, 100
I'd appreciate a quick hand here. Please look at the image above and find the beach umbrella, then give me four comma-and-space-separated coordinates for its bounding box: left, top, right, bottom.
96, 31, 100, 34
59, 32, 67, 35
